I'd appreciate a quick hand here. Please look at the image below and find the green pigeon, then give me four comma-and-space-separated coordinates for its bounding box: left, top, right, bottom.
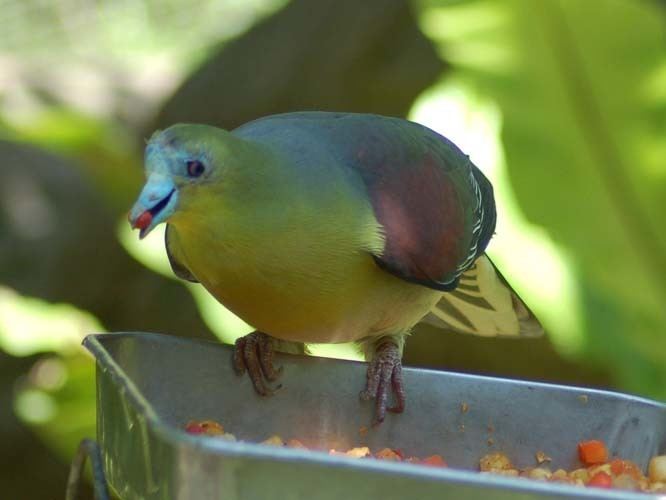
128, 112, 543, 424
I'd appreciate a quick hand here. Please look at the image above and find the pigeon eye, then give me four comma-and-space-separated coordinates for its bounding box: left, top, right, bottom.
186, 160, 205, 178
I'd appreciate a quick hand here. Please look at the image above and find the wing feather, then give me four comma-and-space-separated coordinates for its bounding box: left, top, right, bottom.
165, 224, 198, 283
421, 254, 543, 338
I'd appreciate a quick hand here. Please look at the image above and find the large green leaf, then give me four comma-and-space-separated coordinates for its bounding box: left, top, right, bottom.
419, 0, 666, 395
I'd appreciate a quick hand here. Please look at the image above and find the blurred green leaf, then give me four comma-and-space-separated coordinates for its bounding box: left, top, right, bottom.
420, 0, 666, 396
14, 351, 96, 462
2, 109, 143, 215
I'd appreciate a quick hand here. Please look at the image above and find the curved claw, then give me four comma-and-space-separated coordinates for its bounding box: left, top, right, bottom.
233, 332, 283, 396
360, 341, 405, 425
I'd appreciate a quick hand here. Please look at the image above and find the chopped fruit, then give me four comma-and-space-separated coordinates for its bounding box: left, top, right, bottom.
649, 455, 666, 482
648, 482, 666, 493
479, 452, 513, 472
199, 420, 224, 434
578, 440, 608, 465
549, 469, 572, 484
535, 450, 551, 464
375, 448, 401, 461
184, 422, 205, 434
345, 447, 370, 458
286, 439, 307, 449
261, 435, 284, 446
524, 468, 552, 481
182, 419, 666, 493
612, 473, 639, 491
569, 468, 589, 484
588, 471, 612, 488
185, 420, 224, 435
421, 455, 447, 467
610, 459, 642, 480
587, 463, 612, 477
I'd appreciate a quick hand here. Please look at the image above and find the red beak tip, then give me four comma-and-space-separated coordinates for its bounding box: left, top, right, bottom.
133, 211, 153, 231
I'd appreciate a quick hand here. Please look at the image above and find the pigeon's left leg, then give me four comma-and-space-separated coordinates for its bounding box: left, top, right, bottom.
359, 334, 406, 425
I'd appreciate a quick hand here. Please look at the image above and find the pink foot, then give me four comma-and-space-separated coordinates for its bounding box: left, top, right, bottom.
233, 331, 283, 396
360, 342, 405, 425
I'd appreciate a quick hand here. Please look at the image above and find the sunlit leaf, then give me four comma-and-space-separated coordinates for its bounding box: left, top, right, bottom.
419, 0, 666, 396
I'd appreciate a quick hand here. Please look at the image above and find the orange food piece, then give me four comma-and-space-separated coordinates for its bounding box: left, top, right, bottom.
578, 440, 608, 465
199, 420, 224, 433
185, 419, 224, 435
421, 455, 447, 467
286, 439, 307, 449
375, 448, 402, 461
588, 471, 612, 488
610, 459, 624, 476
610, 459, 642, 480
183, 418, 666, 493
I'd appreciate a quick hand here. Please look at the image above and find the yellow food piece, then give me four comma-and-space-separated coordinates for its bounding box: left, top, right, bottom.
199, 420, 224, 434
346, 447, 371, 458
649, 455, 666, 482
535, 451, 551, 464
612, 473, 639, 491
586, 463, 611, 477
549, 469, 571, 483
569, 468, 589, 483
261, 435, 284, 446
523, 467, 552, 481
479, 452, 513, 472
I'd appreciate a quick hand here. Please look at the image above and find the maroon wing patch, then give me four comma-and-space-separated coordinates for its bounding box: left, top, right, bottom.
363, 152, 470, 291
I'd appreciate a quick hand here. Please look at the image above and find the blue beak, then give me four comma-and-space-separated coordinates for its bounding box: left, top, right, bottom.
128, 174, 178, 239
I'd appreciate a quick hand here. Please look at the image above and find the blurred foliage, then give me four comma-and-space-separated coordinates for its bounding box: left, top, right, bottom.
418, 0, 666, 397
153, 0, 444, 131
0, 0, 664, 498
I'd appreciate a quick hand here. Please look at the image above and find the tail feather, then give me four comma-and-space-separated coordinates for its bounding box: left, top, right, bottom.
421, 254, 543, 338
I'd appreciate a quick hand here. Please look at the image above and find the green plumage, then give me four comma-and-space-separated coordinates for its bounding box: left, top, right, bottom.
129, 112, 542, 420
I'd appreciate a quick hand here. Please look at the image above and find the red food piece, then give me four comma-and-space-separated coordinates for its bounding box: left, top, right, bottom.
588, 471, 612, 488
185, 422, 205, 434
421, 455, 447, 467
578, 440, 608, 465
133, 211, 153, 230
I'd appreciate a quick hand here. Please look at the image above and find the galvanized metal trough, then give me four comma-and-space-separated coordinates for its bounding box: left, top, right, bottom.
67, 332, 666, 499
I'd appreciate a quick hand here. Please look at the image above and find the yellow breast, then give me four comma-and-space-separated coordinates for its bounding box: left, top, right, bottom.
166, 219, 440, 344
